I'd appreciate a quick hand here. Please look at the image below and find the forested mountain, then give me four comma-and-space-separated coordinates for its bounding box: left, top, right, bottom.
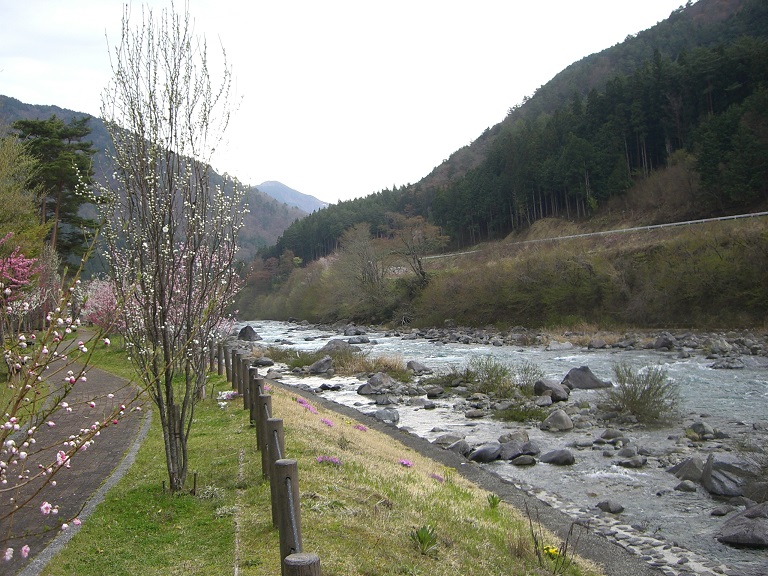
264, 0, 768, 261
0, 94, 308, 261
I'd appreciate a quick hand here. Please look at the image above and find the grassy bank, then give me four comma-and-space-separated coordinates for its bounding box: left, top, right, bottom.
40, 349, 602, 576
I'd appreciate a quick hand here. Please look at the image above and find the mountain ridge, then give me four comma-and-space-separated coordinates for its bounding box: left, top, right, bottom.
0, 94, 310, 259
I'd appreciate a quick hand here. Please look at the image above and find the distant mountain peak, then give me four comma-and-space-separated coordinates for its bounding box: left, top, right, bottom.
255, 181, 327, 213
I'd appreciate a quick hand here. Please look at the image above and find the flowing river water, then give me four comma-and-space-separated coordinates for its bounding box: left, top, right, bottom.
237, 320, 768, 575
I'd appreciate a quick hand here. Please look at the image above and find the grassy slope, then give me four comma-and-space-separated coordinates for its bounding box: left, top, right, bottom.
41, 349, 601, 576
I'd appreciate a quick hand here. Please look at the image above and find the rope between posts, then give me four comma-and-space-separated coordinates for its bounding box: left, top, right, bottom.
285, 476, 301, 554
263, 401, 271, 419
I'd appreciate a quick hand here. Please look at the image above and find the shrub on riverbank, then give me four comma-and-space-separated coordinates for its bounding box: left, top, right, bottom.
600, 362, 681, 425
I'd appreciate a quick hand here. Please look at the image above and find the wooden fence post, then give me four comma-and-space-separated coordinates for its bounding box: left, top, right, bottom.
248, 370, 259, 426
240, 357, 250, 409
283, 553, 320, 576
275, 458, 302, 574
217, 341, 224, 376
232, 351, 240, 391
267, 417, 285, 527
224, 345, 231, 382
258, 394, 273, 474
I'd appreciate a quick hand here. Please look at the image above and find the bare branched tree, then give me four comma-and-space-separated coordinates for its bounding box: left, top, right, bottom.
96, 3, 245, 492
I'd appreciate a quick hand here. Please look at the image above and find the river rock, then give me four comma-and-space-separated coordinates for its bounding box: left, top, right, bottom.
237, 325, 261, 341
702, 454, 759, 497
596, 500, 624, 514
344, 326, 366, 336
588, 338, 608, 349
433, 433, 462, 447
499, 441, 525, 460
688, 420, 715, 439
711, 505, 738, 516
319, 339, 358, 353
510, 455, 536, 466
308, 355, 333, 374
654, 333, 677, 350
357, 382, 380, 395
465, 408, 486, 419
425, 386, 445, 399
535, 395, 553, 407
499, 430, 529, 444
616, 445, 638, 458
347, 335, 370, 344
618, 456, 647, 468
561, 366, 612, 389
533, 379, 570, 402
406, 360, 432, 375
468, 442, 502, 463
540, 449, 575, 465
744, 482, 768, 503
540, 409, 573, 432
520, 441, 541, 456
253, 356, 274, 367
373, 408, 399, 424
667, 455, 705, 482
716, 502, 768, 548
675, 480, 698, 492
446, 439, 471, 457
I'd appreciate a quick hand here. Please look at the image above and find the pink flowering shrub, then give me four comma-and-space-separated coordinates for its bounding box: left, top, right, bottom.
81, 277, 123, 334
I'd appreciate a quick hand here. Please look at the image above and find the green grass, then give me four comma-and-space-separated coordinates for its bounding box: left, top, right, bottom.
41, 346, 602, 576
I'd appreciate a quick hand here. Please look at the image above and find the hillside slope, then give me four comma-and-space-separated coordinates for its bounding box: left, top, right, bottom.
0, 94, 307, 257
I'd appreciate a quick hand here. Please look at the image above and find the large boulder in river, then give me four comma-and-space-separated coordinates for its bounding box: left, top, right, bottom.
716, 502, 768, 548
406, 360, 432, 375
237, 325, 261, 341
540, 449, 575, 465
319, 339, 358, 354
667, 456, 705, 482
308, 355, 333, 374
540, 409, 574, 432
468, 442, 502, 463
701, 454, 760, 497
561, 366, 612, 390
533, 379, 570, 402
374, 408, 399, 424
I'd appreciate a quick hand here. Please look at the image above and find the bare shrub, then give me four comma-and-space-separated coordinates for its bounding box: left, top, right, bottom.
602, 362, 680, 424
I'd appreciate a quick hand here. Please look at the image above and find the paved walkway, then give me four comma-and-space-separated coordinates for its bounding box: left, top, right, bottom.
2, 362, 149, 576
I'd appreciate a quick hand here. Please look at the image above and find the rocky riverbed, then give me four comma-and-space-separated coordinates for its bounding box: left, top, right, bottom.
232, 320, 768, 576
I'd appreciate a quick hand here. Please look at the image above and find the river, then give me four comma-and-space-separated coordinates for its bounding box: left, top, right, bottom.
236, 320, 768, 576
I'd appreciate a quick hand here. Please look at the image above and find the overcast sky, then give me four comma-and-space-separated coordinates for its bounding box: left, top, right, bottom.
0, 1, 688, 204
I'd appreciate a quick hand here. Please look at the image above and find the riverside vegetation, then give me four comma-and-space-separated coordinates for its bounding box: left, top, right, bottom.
240, 201, 768, 330
42, 337, 603, 576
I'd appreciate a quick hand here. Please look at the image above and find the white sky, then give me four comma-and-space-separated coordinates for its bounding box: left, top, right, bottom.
0, 1, 688, 204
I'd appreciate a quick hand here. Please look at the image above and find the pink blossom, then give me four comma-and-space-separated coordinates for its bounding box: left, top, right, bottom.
20, 545, 29, 559
3, 548, 12, 561
40, 501, 52, 515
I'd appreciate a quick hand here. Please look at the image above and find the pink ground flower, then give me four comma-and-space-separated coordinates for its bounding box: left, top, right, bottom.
399, 459, 413, 468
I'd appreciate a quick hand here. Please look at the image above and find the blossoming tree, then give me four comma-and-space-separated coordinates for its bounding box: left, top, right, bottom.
95, 4, 245, 492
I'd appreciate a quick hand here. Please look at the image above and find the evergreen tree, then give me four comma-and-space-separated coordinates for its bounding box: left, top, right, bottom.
12, 115, 97, 261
